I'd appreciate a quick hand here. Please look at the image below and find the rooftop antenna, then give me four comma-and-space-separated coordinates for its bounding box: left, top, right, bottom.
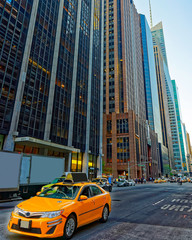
149, 0, 153, 28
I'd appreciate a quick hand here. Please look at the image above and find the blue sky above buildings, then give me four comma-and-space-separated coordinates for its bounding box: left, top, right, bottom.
134, 0, 192, 139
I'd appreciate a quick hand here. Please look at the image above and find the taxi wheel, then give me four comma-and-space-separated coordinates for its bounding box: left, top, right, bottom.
109, 186, 112, 192
100, 204, 109, 223
63, 214, 76, 239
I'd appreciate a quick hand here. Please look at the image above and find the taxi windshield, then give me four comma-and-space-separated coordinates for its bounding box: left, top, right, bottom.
92, 179, 100, 183
52, 178, 64, 184
38, 185, 80, 199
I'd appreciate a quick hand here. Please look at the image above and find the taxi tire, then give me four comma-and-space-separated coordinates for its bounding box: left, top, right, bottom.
99, 204, 109, 223
63, 214, 76, 239
109, 186, 112, 192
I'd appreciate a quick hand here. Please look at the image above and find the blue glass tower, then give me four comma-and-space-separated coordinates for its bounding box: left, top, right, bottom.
140, 14, 162, 144
172, 80, 187, 172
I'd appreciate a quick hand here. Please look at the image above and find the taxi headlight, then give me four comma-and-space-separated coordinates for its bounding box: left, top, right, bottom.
41, 210, 63, 219
13, 206, 20, 214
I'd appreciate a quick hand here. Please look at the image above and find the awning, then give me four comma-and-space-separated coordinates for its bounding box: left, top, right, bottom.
15, 137, 80, 153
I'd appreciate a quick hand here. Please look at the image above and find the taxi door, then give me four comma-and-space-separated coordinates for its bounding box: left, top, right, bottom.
77, 186, 95, 227
90, 185, 106, 220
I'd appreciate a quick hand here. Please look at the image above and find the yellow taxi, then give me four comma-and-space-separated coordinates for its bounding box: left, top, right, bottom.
161, 179, 167, 183
92, 177, 112, 192
154, 178, 162, 183
8, 173, 111, 239
181, 178, 187, 183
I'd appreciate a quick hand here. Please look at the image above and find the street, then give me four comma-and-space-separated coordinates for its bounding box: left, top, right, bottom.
1, 183, 192, 240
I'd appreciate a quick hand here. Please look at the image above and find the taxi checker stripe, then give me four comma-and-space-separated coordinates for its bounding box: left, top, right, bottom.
79, 205, 104, 216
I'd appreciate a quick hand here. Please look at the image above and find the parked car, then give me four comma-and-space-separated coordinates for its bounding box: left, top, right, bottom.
92, 178, 112, 192
117, 180, 129, 187
127, 179, 136, 186
8, 173, 111, 239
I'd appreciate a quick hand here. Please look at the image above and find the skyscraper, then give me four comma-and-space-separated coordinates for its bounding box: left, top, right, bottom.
152, 22, 173, 175
186, 132, 192, 173
140, 14, 162, 143
103, 0, 158, 178
140, 14, 162, 177
182, 123, 190, 172
151, 21, 168, 67
0, 0, 104, 177
164, 65, 182, 171
172, 80, 187, 172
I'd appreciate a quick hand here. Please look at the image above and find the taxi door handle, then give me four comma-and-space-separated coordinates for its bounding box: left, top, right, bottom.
91, 199, 95, 204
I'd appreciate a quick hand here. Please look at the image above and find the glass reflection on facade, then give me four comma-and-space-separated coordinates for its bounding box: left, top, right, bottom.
140, 14, 162, 144
51, 0, 78, 146
164, 65, 182, 171
172, 80, 187, 171
18, 0, 60, 139
0, 0, 103, 176
0, 0, 33, 134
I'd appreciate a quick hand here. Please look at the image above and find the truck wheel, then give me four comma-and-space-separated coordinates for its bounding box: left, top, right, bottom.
100, 205, 109, 223
63, 214, 76, 239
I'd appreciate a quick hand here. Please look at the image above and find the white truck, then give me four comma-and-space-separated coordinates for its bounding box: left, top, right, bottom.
0, 151, 65, 201
0, 151, 22, 201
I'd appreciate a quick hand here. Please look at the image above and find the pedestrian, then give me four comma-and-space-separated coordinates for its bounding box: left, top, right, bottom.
141, 178, 143, 184
135, 178, 138, 184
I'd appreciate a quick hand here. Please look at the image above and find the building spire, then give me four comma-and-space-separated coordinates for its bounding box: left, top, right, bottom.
149, 0, 153, 28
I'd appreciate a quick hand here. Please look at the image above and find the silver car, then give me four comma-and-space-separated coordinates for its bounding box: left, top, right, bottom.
127, 179, 136, 186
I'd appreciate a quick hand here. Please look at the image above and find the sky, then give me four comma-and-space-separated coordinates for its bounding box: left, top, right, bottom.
133, 0, 192, 144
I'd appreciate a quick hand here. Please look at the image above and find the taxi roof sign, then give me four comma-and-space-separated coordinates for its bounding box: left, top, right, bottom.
65, 172, 88, 183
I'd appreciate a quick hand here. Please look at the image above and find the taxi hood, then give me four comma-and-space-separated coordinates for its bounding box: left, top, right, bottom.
17, 196, 74, 212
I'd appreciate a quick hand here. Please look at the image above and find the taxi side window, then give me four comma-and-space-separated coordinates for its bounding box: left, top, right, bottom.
80, 187, 91, 198
90, 186, 102, 196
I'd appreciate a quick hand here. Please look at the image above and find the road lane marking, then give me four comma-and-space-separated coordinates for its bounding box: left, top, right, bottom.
161, 204, 171, 210
180, 206, 190, 211
172, 199, 180, 203
153, 199, 165, 205
168, 205, 181, 211
171, 199, 192, 204
161, 204, 192, 212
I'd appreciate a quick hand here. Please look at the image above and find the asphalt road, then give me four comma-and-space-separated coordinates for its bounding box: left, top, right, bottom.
1, 183, 192, 240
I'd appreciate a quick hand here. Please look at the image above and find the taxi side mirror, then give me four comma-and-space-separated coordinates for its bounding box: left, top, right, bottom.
36, 191, 41, 196
80, 195, 88, 201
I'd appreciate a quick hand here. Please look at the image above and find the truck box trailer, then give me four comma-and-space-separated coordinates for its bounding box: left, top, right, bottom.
0, 151, 22, 200
19, 155, 65, 199
0, 151, 65, 200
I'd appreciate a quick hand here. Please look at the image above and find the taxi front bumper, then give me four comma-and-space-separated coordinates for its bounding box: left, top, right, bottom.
7, 212, 66, 238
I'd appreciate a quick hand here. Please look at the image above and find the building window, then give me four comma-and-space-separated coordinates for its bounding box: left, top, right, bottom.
117, 137, 129, 163
107, 120, 112, 134
107, 138, 112, 163
71, 152, 82, 172
117, 119, 128, 134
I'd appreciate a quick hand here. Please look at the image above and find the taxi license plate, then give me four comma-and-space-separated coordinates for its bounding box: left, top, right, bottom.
20, 220, 30, 229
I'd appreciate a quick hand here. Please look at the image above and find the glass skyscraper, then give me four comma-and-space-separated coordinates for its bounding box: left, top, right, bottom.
140, 14, 162, 144
0, 0, 104, 177
151, 21, 168, 67
172, 80, 187, 172
164, 64, 182, 171
151, 22, 174, 175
